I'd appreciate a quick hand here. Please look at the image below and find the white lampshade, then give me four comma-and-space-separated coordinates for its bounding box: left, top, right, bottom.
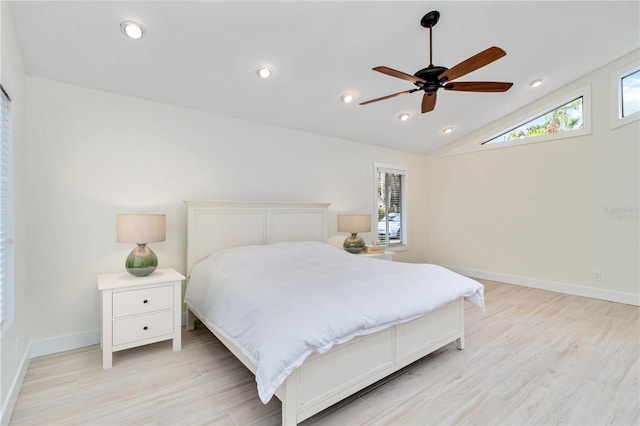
117, 214, 166, 244
337, 214, 371, 233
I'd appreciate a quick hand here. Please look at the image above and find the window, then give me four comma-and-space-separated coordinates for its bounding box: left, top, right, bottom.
442, 85, 592, 156
1, 84, 14, 332
621, 70, 640, 117
375, 163, 407, 249
611, 61, 640, 129
484, 96, 584, 145
443, 84, 592, 155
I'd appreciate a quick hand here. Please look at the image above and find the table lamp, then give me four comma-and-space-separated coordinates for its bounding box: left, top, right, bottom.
117, 214, 166, 277
337, 214, 371, 254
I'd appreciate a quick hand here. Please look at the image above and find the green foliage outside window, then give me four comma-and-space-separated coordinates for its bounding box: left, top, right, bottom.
484, 97, 583, 145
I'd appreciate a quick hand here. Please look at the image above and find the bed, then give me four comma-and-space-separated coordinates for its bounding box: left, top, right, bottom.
183, 200, 484, 425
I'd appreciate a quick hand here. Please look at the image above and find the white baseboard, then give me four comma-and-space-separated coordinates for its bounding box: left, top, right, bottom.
28, 329, 100, 359
27, 312, 190, 360
3, 316, 188, 422
1, 350, 30, 426
2, 330, 99, 424
447, 266, 640, 306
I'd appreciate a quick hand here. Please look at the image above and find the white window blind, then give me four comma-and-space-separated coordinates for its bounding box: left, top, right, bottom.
375, 164, 407, 248
1, 84, 14, 331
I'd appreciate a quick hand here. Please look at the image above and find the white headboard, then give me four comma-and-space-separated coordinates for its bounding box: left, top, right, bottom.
185, 201, 331, 278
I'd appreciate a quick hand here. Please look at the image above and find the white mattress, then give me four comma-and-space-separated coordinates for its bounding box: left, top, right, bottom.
185, 241, 484, 403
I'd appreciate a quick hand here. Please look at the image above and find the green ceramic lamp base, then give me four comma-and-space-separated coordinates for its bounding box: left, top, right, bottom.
125, 244, 158, 277
343, 233, 366, 254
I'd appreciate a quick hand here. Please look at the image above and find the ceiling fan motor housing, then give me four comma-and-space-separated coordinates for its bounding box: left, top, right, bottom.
414, 66, 448, 94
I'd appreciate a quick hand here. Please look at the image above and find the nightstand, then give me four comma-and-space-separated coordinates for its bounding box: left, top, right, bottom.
359, 251, 394, 261
97, 268, 185, 369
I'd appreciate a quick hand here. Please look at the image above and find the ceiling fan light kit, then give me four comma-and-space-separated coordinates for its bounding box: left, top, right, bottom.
360, 10, 513, 114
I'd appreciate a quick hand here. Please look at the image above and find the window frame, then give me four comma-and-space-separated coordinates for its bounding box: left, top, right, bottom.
0, 83, 15, 335
373, 163, 408, 251
479, 84, 592, 151
611, 60, 640, 130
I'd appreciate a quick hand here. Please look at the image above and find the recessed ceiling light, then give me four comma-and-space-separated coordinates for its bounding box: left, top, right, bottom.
530, 79, 543, 88
398, 113, 410, 121
443, 127, 454, 134
256, 66, 273, 79
340, 93, 355, 104
120, 21, 145, 40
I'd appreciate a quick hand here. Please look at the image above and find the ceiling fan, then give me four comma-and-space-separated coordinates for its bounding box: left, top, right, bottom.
360, 10, 513, 114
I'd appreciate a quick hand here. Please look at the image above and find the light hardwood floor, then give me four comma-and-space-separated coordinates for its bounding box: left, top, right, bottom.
10, 280, 640, 425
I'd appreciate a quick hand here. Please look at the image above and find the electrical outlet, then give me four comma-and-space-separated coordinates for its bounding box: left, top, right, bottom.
593, 271, 602, 281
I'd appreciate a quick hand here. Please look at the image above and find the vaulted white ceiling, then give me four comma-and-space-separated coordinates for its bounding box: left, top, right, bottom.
9, 1, 640, 155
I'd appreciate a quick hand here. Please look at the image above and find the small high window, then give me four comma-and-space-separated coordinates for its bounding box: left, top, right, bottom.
611, 61, 639, 129
483, 97, 583, 145
441, 85, 591, 156
621, 69, 640, 118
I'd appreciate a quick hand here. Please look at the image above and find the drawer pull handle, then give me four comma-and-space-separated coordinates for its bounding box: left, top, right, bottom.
143, 299, 148, 304
143, 326, 148, 331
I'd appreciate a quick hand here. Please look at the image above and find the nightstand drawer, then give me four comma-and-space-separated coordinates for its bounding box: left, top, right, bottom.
112, 285, 174, 318
112, 310, 174, 346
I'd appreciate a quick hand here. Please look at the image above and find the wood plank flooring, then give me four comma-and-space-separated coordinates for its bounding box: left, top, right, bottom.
9, 280, 640, 425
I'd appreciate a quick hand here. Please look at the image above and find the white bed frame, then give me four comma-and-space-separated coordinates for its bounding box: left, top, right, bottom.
184, 201, 465, 426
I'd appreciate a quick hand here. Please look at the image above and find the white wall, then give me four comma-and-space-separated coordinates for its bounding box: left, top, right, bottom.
0, 1, 29, 422
24, 76, 429, 341
425, 50, 639, 303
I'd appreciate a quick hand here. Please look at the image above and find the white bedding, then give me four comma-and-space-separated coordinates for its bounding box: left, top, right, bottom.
185, 241, 484, 404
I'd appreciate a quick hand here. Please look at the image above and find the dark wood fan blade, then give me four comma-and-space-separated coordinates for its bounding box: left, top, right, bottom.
421, 92, 437, 113
359, 89, 419, 105
444, 81, 513, 92
438, 46, 507, 82
373, 66, 426, 84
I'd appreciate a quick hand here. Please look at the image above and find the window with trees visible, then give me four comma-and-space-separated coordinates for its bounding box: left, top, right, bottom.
483, 97, 584, 145
375, 164, 407, 249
